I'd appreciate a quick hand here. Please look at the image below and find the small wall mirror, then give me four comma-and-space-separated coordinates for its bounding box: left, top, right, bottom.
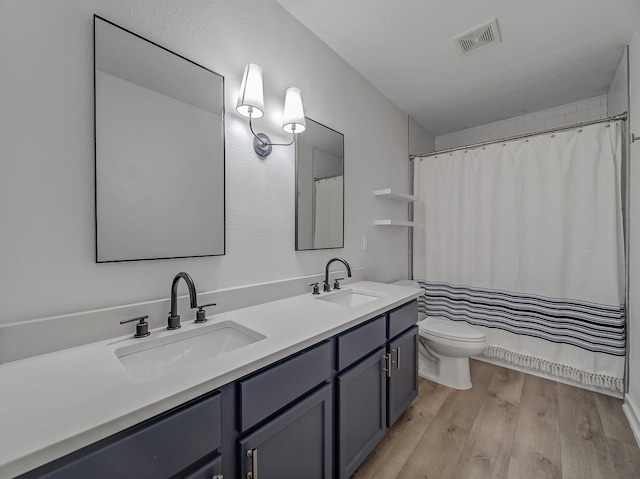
295, 118, 344, 250
94, 16, 225, 262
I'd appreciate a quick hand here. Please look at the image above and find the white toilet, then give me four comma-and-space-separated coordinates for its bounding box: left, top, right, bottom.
390, 280, 488, 390
418, 316, 487, 390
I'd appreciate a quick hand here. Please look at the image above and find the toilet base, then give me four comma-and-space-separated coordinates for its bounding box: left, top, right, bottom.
418, 339, 473, 390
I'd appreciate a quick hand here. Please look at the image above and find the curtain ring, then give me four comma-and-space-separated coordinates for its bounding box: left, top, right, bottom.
551, 130, 555, 138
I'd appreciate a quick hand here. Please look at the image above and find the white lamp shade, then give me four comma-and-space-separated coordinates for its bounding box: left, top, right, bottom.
282, 87, 306, 133
236, 63, 264, 118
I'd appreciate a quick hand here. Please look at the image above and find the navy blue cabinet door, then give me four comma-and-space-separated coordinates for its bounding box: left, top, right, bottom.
387, 325, 419, 427
336, 347, 387, 479
239, 384, 332, 479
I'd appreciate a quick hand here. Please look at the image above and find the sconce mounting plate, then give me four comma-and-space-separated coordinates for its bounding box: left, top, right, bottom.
253, 133, 273, 157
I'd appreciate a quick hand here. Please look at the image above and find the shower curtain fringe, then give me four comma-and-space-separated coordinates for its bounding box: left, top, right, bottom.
410, 112, 627, 160
484, 346, 624, 392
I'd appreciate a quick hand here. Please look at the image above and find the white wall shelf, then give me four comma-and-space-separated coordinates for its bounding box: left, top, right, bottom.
374, 220, 415, 227
374, 189, 415, 226
373, 189, 417, 202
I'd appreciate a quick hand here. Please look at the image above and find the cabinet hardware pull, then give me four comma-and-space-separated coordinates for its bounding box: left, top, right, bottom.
383, 353, 392, 378
247, 448, 258, 479
396, 347, 401, 370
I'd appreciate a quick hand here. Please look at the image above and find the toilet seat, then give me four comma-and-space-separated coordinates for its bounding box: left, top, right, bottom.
419, 317, 486, 343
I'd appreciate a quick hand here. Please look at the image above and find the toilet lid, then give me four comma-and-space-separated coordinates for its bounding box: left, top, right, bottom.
419, 317, 486, 342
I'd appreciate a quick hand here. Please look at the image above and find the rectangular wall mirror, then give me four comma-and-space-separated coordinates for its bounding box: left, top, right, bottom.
296, 118, 344, 250
94, 16, 225, 262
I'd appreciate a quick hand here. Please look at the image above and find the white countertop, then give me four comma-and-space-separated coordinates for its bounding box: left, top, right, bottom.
0, 281, 422, 478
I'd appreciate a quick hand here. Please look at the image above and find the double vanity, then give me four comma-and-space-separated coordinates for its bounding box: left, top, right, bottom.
0, 14, 424, 479
2, 280, 422, 479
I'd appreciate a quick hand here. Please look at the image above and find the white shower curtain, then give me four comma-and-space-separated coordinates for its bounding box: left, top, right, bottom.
413, 123, 626, 391
314, 175, 344, 248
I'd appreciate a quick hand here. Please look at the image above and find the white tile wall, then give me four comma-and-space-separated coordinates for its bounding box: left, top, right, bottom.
435, 95, 608, 151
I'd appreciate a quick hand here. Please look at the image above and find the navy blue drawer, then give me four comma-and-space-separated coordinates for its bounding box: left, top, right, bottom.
388, 300, 418, 339
22, 392, 222, 479
238, 340, 332, 432
180, 452, 223, 479
336, 315, 386, 371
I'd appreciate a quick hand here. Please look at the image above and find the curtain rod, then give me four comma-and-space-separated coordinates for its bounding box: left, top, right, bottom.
409, 112, 627, 160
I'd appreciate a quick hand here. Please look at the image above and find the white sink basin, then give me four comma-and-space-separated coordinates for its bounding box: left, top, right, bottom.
115, 321, 265, 382
316, 288, 385, 307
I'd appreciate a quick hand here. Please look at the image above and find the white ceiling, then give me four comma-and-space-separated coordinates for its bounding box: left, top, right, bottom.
275, 0, 640, 137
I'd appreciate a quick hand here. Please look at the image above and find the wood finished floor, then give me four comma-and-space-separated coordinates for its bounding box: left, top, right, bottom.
351, 360, 640, 479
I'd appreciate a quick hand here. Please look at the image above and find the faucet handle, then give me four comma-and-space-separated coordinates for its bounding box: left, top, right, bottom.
196, 302, 217, 323
333, 278, 345, 290
120, 315, 150, 338
309, 283, 320, 295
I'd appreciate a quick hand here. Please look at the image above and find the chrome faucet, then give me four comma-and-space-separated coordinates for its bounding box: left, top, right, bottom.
167, 272, 198, 330
324, 257, 352, 292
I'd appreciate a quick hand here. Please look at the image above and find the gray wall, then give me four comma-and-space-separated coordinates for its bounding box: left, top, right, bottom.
626, 18, 640, 442
408, 116, 435, 156
0, 0, 411, 324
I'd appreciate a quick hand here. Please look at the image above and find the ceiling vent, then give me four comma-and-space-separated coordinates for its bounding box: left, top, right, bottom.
454, 19, 501, 56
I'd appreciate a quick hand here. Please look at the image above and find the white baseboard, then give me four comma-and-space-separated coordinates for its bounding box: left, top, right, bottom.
623, 394, 640, 447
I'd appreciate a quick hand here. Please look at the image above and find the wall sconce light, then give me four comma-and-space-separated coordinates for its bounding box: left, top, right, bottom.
236, 63, 306, 157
